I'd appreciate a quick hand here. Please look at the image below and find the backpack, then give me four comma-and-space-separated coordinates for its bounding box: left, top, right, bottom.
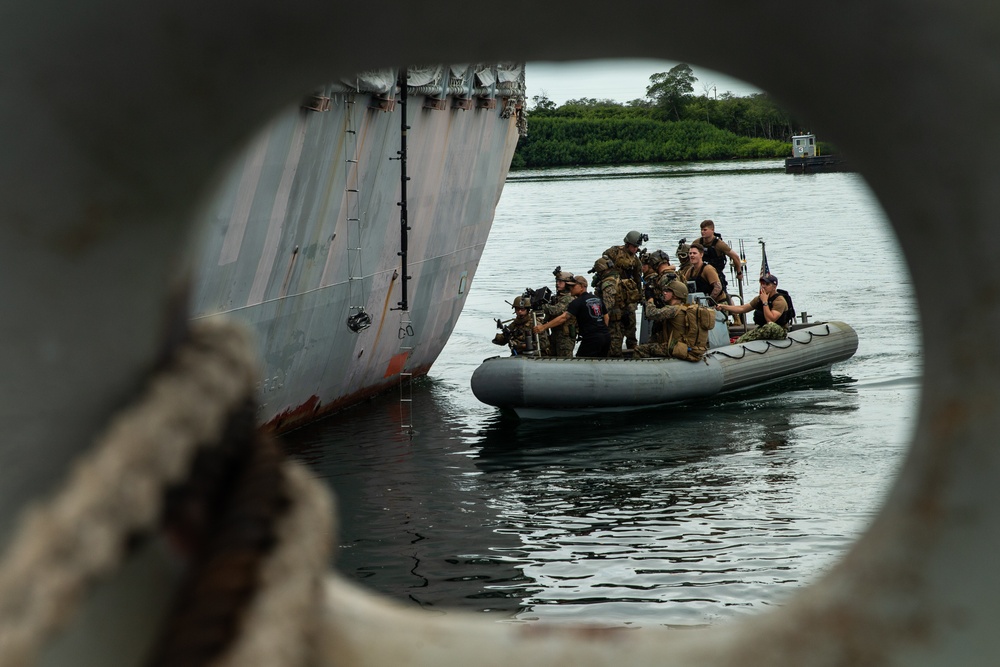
670, 304, 716, 362
598, 274, 625, 315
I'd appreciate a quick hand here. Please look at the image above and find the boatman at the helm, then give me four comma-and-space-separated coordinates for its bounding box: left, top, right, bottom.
601, 230, 646, 352
717, 273, 794, 343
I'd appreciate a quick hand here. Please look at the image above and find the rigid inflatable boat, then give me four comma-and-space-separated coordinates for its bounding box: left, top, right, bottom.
471, 319, 858, 418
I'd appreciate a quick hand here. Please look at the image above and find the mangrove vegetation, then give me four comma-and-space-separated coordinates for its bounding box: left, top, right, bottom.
512, 64, 830, 169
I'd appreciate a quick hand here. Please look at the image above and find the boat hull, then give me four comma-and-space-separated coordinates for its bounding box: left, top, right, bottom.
471, 321, 859, 418
188, 68, 523, 431
785, 155, 850, 173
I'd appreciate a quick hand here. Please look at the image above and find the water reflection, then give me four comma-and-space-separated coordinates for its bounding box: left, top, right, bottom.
283, 162, 916, 626
283, 365, 896, 625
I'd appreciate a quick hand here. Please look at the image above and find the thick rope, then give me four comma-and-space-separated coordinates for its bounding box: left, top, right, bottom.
212, 461, 332, 667
0, 320, 259, 665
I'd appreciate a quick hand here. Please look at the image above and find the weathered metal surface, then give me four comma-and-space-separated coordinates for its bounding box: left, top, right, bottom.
260, 361, 433, 433
188, 76, 521, 431
3, 0, 1000, 666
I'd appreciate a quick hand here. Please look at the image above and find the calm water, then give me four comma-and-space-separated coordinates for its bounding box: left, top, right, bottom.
284, 160, 921, 627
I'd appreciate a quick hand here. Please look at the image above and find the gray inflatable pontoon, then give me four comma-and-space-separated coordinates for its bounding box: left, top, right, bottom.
471, 321, 859, 418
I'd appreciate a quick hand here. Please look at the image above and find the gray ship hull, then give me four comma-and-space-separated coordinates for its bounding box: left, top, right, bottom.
189, 66, 523, 431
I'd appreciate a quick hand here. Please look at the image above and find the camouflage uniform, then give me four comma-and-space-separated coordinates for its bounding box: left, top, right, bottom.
492, 297, 550, 355
642, 265, 658, 288
592, 257, 625, 357
632, 301, 682, 358
735, 321, 787, 343
543, 288, 577, 357
602, 244, 642, 349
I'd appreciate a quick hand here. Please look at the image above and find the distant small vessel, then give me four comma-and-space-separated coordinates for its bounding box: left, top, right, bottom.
785, 133, 850, 173
471, 318, 858, 419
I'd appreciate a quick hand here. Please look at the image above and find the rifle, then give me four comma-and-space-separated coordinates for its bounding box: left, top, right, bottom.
493, 318, 518, 356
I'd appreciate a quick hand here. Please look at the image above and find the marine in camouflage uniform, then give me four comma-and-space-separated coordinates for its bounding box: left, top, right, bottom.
675, 239, 691, 274
602, 230, 645, 350
591, 256, 626, 358
633, 275, 686, 358
492, 296, 550, 355
642, 262, 658, 288
543, 271, 577, 357
650, 249, 678, 283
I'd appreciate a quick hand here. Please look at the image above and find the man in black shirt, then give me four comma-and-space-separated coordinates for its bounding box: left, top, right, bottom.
535, 275, 610, 358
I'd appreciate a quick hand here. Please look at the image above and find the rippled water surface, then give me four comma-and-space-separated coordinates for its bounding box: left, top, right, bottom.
285, 161, 920, 627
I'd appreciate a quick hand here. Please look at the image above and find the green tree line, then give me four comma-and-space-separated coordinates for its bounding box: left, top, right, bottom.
512, 64, 831, 169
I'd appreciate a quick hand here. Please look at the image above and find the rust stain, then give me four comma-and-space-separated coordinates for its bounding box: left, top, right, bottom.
263, 363, 432, 435
383, 351, 408, 378
366, 271, 399, 369
261, 394, 320, 433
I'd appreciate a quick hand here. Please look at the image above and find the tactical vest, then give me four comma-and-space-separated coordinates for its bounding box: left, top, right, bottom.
668, 303, 716, 362
703, 235, 727, 274
753, 289, 795, 327
686, 264, 716, 297
544, 291, 577, 339
604, 245, 642, 284
619, 277, 641, 304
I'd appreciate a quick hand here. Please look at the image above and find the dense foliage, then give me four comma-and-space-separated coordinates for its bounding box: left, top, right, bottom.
513, 116, 790, 168
513, 64, 833, 169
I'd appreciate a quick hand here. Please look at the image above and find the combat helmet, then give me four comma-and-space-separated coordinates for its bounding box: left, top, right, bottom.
511, 295, 530, 309
657, 271, 679, 289
675, 238, 690, 259
650, 249, 671, 268
623, 230, 646, 247
556, 270, 574, 282
589, 255, 615, 275
663, 279, 689, 300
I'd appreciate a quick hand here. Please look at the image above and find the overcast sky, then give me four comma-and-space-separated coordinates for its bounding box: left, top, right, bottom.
524, 59, 762, 106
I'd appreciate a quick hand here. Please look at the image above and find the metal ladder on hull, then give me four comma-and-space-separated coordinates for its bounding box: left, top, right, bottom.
398, 312, 414, 434
344, 93, 371, 333
395, 69, 414, 436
